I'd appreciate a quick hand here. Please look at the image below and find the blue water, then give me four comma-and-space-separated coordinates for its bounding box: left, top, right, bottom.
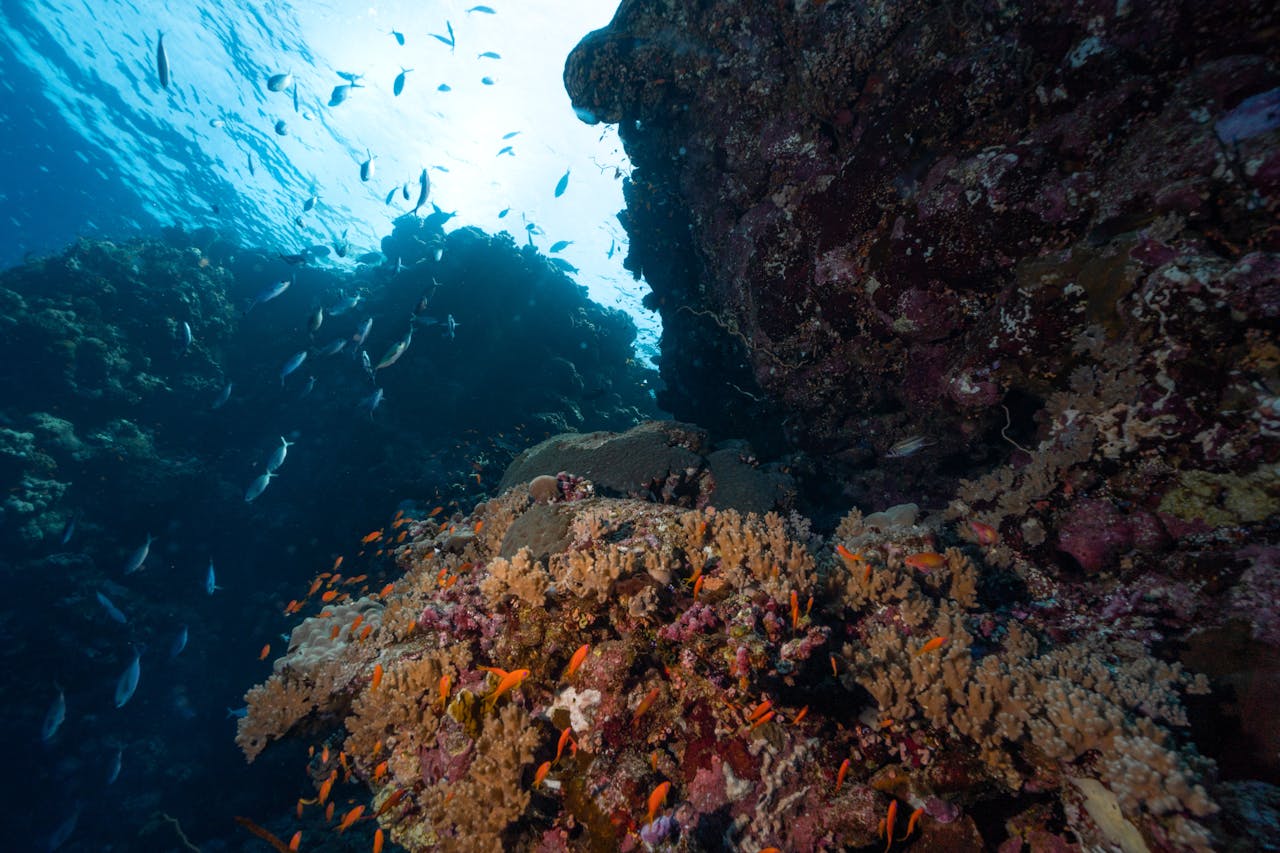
0, 1, 660, 849
0, 0, 656, 357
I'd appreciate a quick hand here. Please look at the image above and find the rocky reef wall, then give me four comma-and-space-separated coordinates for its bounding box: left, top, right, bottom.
565, 0, 1279, 510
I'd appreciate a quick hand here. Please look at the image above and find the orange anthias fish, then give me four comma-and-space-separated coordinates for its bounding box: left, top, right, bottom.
361, 530, 383, 544
884, 800, 898, 851
438, 674, 452, 709
321, 589, 338, 602
564, 643, 589, 679
967, 519, 999, 546
904, 552, 946, 570
318, 769, 337, 804
647, 781, 671, 824
325, 801, 335, 822
533, 760, 551, 786
359, 625, 372, 640
329, 625, 341, 640
373, 827, 385, 853
474, 520, 485, 533
308, 577, 324, 596
350, 614, 365, 632
747, 700, 772, 722
371, 664, 384, 689
259, 643, 271, 660
835, 544, 866, 571
429, 506, 444, 517
376, 788, 407, 816
556, 727, 574, 763
915, 636, 947, 656
288, 830, 301, 851
632, 686, 660, 726
835, 758, 849, 794
789, 590, 800, 630
906, 806, 924, 839
233, 817, 293, 853
373, 759, 388, 781
379, 582, 394, 598
337, 804, 365, 833
692, 574, 705, 600
750, 710, 775, 730
333, 556, 344, 570
792, 705, 809, 725
485, 668, 529, 710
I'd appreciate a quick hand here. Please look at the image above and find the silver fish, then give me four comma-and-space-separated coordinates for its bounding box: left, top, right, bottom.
330, 84, 355, 106
267, 71, 292, 92
360, 149, 375, 181
307, 306, 324, 335
549, 240, 573, 253
303, 194, 317, 212
352, 317, 373, 350
358, 387, 384, 418
375, 327, 413, 370
211, 381, 233, 409
280, 350, 308, 385
361, 349, 373, 379
554, 169, 569, 197
106, 746, 123, 784
170, 624, 188, 658
42, 685, 65, 742
885, 435, 935, 458
48, 803, 80, 851
122, 534, 152, 575
299, 375, 316, 398
246, 277, 291, 314
177, 320, 193, 353
245, 471, 275, 502
114, 648, 141, 709
445, 314, 460, 340
266, 436, 294, 472
412, 167, 430, 214
156, 31, 170, 89
205, 560, 219, 595
96, 591, 127, 624
317, 337, 347, 356
59, 511, 79, 546
328, 293, 361, 315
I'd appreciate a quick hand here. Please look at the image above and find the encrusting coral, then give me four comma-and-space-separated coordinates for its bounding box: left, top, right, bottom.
236, 471, 1224, 851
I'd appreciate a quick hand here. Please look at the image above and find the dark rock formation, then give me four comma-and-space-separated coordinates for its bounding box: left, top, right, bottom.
566, 0, 1278, 496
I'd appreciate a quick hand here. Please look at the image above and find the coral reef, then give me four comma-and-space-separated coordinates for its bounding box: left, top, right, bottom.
238, 469, 1229, 851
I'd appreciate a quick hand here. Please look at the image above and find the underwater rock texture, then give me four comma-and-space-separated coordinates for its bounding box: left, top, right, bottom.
237, 470, 1224, 851
565, 0, 1279, 501
498, 420, 797, 514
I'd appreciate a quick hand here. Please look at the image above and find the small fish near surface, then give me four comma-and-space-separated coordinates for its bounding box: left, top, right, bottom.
554, 169, 570, 197
329, 83, 361, 107
267, 71, 293, 92
274, 119, 288, 136
478, 51, 501, 59
390, 29, 405, 45
155, 31, 170, 90
360, 149, 376, 182
114, 647, 141, 709
393, 67, 413, 96
549, 240, 573, 253
467, 5, 497, 13
430, 20, 455, 49
411, 167, 431, 214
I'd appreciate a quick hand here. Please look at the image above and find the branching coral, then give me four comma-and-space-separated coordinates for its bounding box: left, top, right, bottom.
236, 479, 1221, 851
